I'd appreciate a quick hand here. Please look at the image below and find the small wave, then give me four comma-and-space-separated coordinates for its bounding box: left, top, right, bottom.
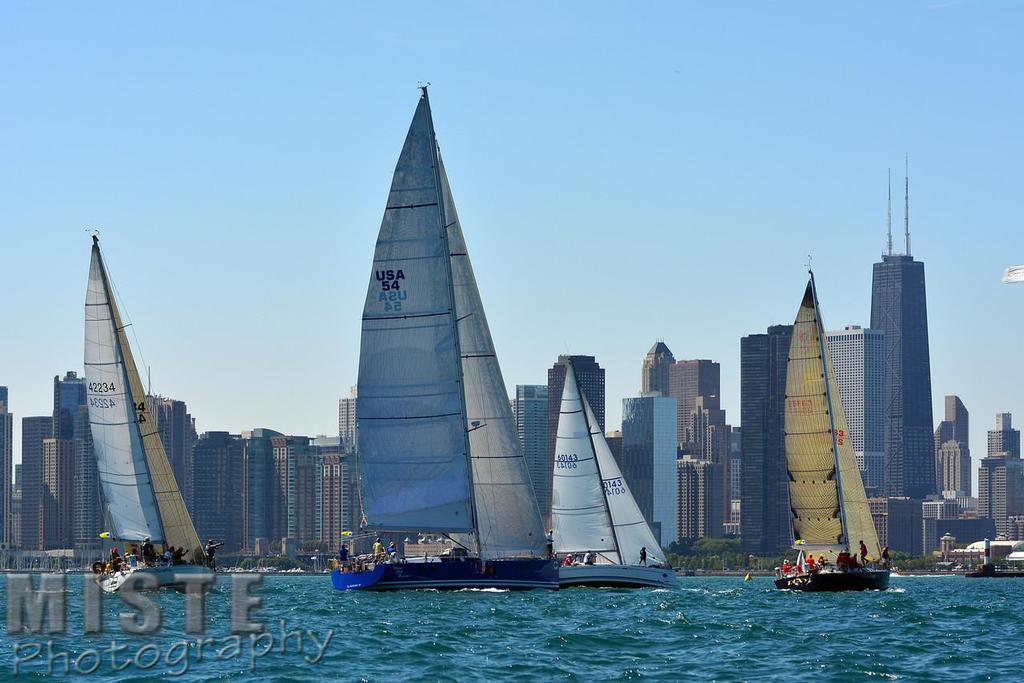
455, 587, 509, 592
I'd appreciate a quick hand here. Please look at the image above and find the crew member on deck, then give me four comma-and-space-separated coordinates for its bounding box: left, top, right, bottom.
806, 554, 816, 572
372, 538, 384, 561
859, 540, 869, 566
141, 537, 156, 566
639, 547, 648, 566
339, 543, 349, 566
205, 538, 224, 569
546, 530, 554, 559
110, 547, 122, 572
881, 546, 890, 569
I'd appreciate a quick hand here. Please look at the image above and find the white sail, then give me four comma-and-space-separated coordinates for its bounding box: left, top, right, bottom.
441, 155, 547, 559
84, 245, 165, 542
356, 93, 475, 532
551, 363, 618, 558
588, 398, 666, 567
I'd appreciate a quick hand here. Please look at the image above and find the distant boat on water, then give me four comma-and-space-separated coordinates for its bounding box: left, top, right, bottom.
331, 88, 556, 591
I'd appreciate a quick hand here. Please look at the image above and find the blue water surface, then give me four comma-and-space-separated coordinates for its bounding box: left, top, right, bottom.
0, 574, 1015, 681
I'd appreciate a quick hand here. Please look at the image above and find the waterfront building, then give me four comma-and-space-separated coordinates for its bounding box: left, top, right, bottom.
922, 517, 997, 555
271, 434, 321, 543
0, 387, 11, 546
676, 456, 721, 540
641, 341, 675, 395
868, 496, 922, 555
546, 355, 604, 525
825, 326, 885, 495
241, 428, 280, 551
978, 448, 1024, 537
40, 438, 74, 549
319, 449, 355, 552
192, 431, 245, 552
338, 386, 357, 451
740, 325, 793, 554
668, 359, 719, 446
19, 415, 53, 550
870, 221, 935, 498
988, 413, 1021, 458
621, 393, 678, 545
71, 406, 102, 550
512, 384, 549, 518
147, 395, 196, 510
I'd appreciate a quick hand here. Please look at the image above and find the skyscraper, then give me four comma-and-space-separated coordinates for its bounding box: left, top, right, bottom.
512, 384, 549, 518
621, 393, 677, 545
20, 415, 53, 550
338, 386, 357, 451
0, 387, 12, 547
316, 437, 356, 552
676, 456, 721, 540
988, 413, 1020, 458
40, 438, 74, 549
870, 179, 935, 499
978, 449, 1024, 537
71, 405, 102, 549
825, 326, 886, 495
241, 428, 281, 551
934, 396, 970, 496
740, 325, 793, 554
668, 359, 720, 446
192, 431, 245, 552
546, 355, 604, 523
271, 435, 321, 543
52, 371, 86, 441
147, 395, 196, 509
641, 341, 675, 395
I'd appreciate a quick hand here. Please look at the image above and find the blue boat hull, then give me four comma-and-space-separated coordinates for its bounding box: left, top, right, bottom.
331, 558, 557, 591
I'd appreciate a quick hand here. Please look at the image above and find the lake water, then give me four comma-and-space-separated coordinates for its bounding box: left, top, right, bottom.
0, 573, 1014, 681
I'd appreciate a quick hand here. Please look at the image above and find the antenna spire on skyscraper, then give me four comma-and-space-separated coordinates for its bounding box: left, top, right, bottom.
886, 168, 892, 256
904, 153, 911, 256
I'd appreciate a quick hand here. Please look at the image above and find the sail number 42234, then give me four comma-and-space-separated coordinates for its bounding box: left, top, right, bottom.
88, 382, 116, 393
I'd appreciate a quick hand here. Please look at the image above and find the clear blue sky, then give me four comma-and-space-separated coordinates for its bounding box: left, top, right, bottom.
3, 3, 1022, 480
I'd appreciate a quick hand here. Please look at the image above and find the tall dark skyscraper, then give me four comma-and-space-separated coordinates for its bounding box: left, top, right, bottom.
870, 174, 934, 500
512, 385, 549, 518
641, 341, 675, 395
0, 387, 12, 547
148, 396, 196, 509
53, 371, 86, 441
668, 359, 720, 447
546, 355, 604, 524
192, 431, 245, 552
20, 415, 53, 550
72, 405, 102, 549
740, 324, 793, 555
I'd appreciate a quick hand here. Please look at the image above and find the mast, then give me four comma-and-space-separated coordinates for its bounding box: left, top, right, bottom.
886, 169, 892, 256
421, 85, 481, 553
571, 360, 622, 564
904, 154, 911, 256
807, 270, 849, 548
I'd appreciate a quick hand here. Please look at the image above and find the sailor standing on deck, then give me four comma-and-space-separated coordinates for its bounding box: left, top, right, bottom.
205, 539, 224, 569
141, 537, 156, 566
639, 547, 647, 566
546, 530, 554, 559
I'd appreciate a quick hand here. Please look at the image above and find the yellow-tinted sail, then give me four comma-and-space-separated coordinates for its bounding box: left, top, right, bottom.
785, 275, 880, 560
95, 240, 204, 562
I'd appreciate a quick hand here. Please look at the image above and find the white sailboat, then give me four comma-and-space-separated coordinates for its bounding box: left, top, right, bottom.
331, 87, 556, 590
85, 235, 209, 592
552, 359, 675, 588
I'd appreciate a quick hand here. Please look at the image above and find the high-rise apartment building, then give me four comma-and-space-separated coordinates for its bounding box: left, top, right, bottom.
934, 396, 970, 496
668, 359, 720, 447
271, 434, 321, 543
825, 326, 885, 495
988, 413, 1020, 459
978, 449, 1024, 537
676, 456, 721, 540
0, 387, 12, 547
338, 386, 357, 451
20, 415, 53, 550
319, 447, 355, 552
870, 248, 935, 499
40, 438, 74, 549
740, 325, 793, 554
71, 406, 102, 549
621, 393, 677, 545
641, 342, 675, 395
512, 385, 549, 518
192, 431, 245, 552
546, 355, 604, 524
147, 396, 196, 509
53, 371, 86, 441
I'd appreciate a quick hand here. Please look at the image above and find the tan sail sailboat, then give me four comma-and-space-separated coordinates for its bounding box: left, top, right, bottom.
775, 271, 890, 591
85, 235, 208, 592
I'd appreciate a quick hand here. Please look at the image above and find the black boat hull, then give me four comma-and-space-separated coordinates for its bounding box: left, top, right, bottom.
774, 569, 890, 592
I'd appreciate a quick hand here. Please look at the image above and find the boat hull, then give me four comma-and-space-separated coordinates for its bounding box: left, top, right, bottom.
558, 564, 676, 588
97, 564, 213, 593
965, 564, 1024, 578
774, 569, 890, 592
331, 558, 557, 591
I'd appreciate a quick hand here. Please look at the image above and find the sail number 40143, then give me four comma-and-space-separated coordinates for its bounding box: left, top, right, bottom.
555, 453, 579, 469
603, 478, 626, 496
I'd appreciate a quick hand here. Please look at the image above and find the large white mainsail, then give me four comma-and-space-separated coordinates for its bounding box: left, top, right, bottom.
84, 237, 202, 558
552, 361, 666, 566
784, 274, 880, 560
357, 89, 546, 557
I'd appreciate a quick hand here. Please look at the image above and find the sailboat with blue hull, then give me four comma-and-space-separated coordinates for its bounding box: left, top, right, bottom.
331, 88, 556, 591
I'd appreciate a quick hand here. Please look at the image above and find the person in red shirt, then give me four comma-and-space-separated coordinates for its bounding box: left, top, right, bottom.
806, 554, 816, 572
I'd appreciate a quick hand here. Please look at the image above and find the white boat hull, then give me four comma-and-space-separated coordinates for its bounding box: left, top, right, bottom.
558, 564, 676, 588
97, 564, 213, 593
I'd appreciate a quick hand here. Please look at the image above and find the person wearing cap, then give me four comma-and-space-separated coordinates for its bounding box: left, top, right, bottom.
205, 538, 224, 569
141, 537, 156, 566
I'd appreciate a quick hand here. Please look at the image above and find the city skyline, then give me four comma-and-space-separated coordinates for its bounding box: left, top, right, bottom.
3, 3, 1023, 476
